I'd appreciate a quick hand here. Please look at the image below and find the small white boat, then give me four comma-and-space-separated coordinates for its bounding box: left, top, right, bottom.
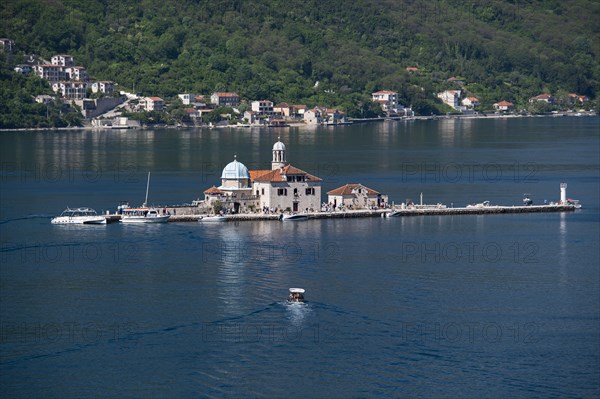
567, 198, 582, 209
121, 207, 170, 223
51, 207, 107, 224
467, 200, 491, 208
287, 288, 305, 302
281, 213, 308, 221
199, 215, 227, 222
120, 172, 170, 223
388, 210, 402, 217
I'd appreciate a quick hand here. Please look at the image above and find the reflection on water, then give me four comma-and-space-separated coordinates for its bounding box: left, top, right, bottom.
559, 212, 568, 286
0, 118, 598, 398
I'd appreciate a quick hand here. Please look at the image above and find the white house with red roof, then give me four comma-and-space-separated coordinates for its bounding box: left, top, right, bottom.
493, 101, 514, 111
203, 139, 322, 213
327, 183, 388, 209
462, 97, 480, 108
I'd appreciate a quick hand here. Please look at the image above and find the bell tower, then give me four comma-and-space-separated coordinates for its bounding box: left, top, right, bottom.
271, 137, 287, 170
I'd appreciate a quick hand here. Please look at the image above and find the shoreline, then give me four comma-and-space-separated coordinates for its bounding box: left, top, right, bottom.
1, 112, 597, 132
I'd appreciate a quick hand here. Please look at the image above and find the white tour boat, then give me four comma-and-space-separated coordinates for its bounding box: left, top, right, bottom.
281, 213, 308, 221
120, 207, 170, 223
120, 172, 170, 224
51, 207, 107, 225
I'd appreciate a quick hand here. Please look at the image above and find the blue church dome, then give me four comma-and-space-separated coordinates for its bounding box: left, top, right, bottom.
221, 158, 250, 179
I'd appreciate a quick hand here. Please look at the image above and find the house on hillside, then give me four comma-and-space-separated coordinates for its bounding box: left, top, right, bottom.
35, 95, 54, 104
65, 66, 88, 81
290, 105, 307, 119
577, 95, 590, 104
274, 103, 291, 117
327, 183, 388, 209
462, 97, 480, 109
178, 94, 192, 105
52, 81, 87, 100
529, 93, 554, 104
304, 107, 347, 125
211, 92, 240, 107
14, 64, 32, 74
0, 38, 15, 52
372, 91, 400, 114
493, 101, 514, 111
447, 77, 465, 85
437, 90, 462, 110
251, 100, 274, 115
568, 93, 589, 105
51, 54, 74, 67
91, 81, 115, 95
34, 65, 67, 82
140, 97, 165, 112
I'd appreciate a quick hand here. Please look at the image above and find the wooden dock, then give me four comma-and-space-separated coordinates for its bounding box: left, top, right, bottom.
99, 204, 575, 223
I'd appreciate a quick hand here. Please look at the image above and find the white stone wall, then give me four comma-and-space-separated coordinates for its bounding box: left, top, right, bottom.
253, 181, 321, 212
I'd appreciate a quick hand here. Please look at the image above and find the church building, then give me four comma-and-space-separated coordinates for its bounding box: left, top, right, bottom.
203, 139, 322, 213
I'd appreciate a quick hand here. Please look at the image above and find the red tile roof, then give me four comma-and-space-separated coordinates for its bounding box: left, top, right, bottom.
214, 92, 239, 97
531, 93, 552, 100
249, 170, 272, 180
251, 165, 322, 182
204, 186, 223, 194
494, 101, 514, 106
327, 183, 380, 196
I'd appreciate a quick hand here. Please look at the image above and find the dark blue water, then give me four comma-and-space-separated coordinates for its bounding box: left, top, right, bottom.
1, 117, 599, 398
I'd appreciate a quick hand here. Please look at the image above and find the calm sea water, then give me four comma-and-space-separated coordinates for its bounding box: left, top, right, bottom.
1, 117, 599, 398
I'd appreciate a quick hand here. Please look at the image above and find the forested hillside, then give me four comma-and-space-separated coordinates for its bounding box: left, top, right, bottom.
1, 0, 599, 115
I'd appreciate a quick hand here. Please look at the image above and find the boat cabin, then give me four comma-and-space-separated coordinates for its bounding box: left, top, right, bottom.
288, 288, 305, 302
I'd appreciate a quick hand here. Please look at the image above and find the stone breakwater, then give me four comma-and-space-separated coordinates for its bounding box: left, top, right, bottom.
142, 204, 575, 223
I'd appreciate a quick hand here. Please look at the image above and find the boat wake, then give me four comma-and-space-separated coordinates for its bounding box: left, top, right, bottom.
0, 214, 54, 225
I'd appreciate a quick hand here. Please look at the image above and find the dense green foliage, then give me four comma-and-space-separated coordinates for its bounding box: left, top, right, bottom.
1, 0, 598, 121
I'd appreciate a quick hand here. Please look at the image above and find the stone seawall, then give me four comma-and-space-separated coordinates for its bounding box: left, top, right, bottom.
104, 205, 576, 223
